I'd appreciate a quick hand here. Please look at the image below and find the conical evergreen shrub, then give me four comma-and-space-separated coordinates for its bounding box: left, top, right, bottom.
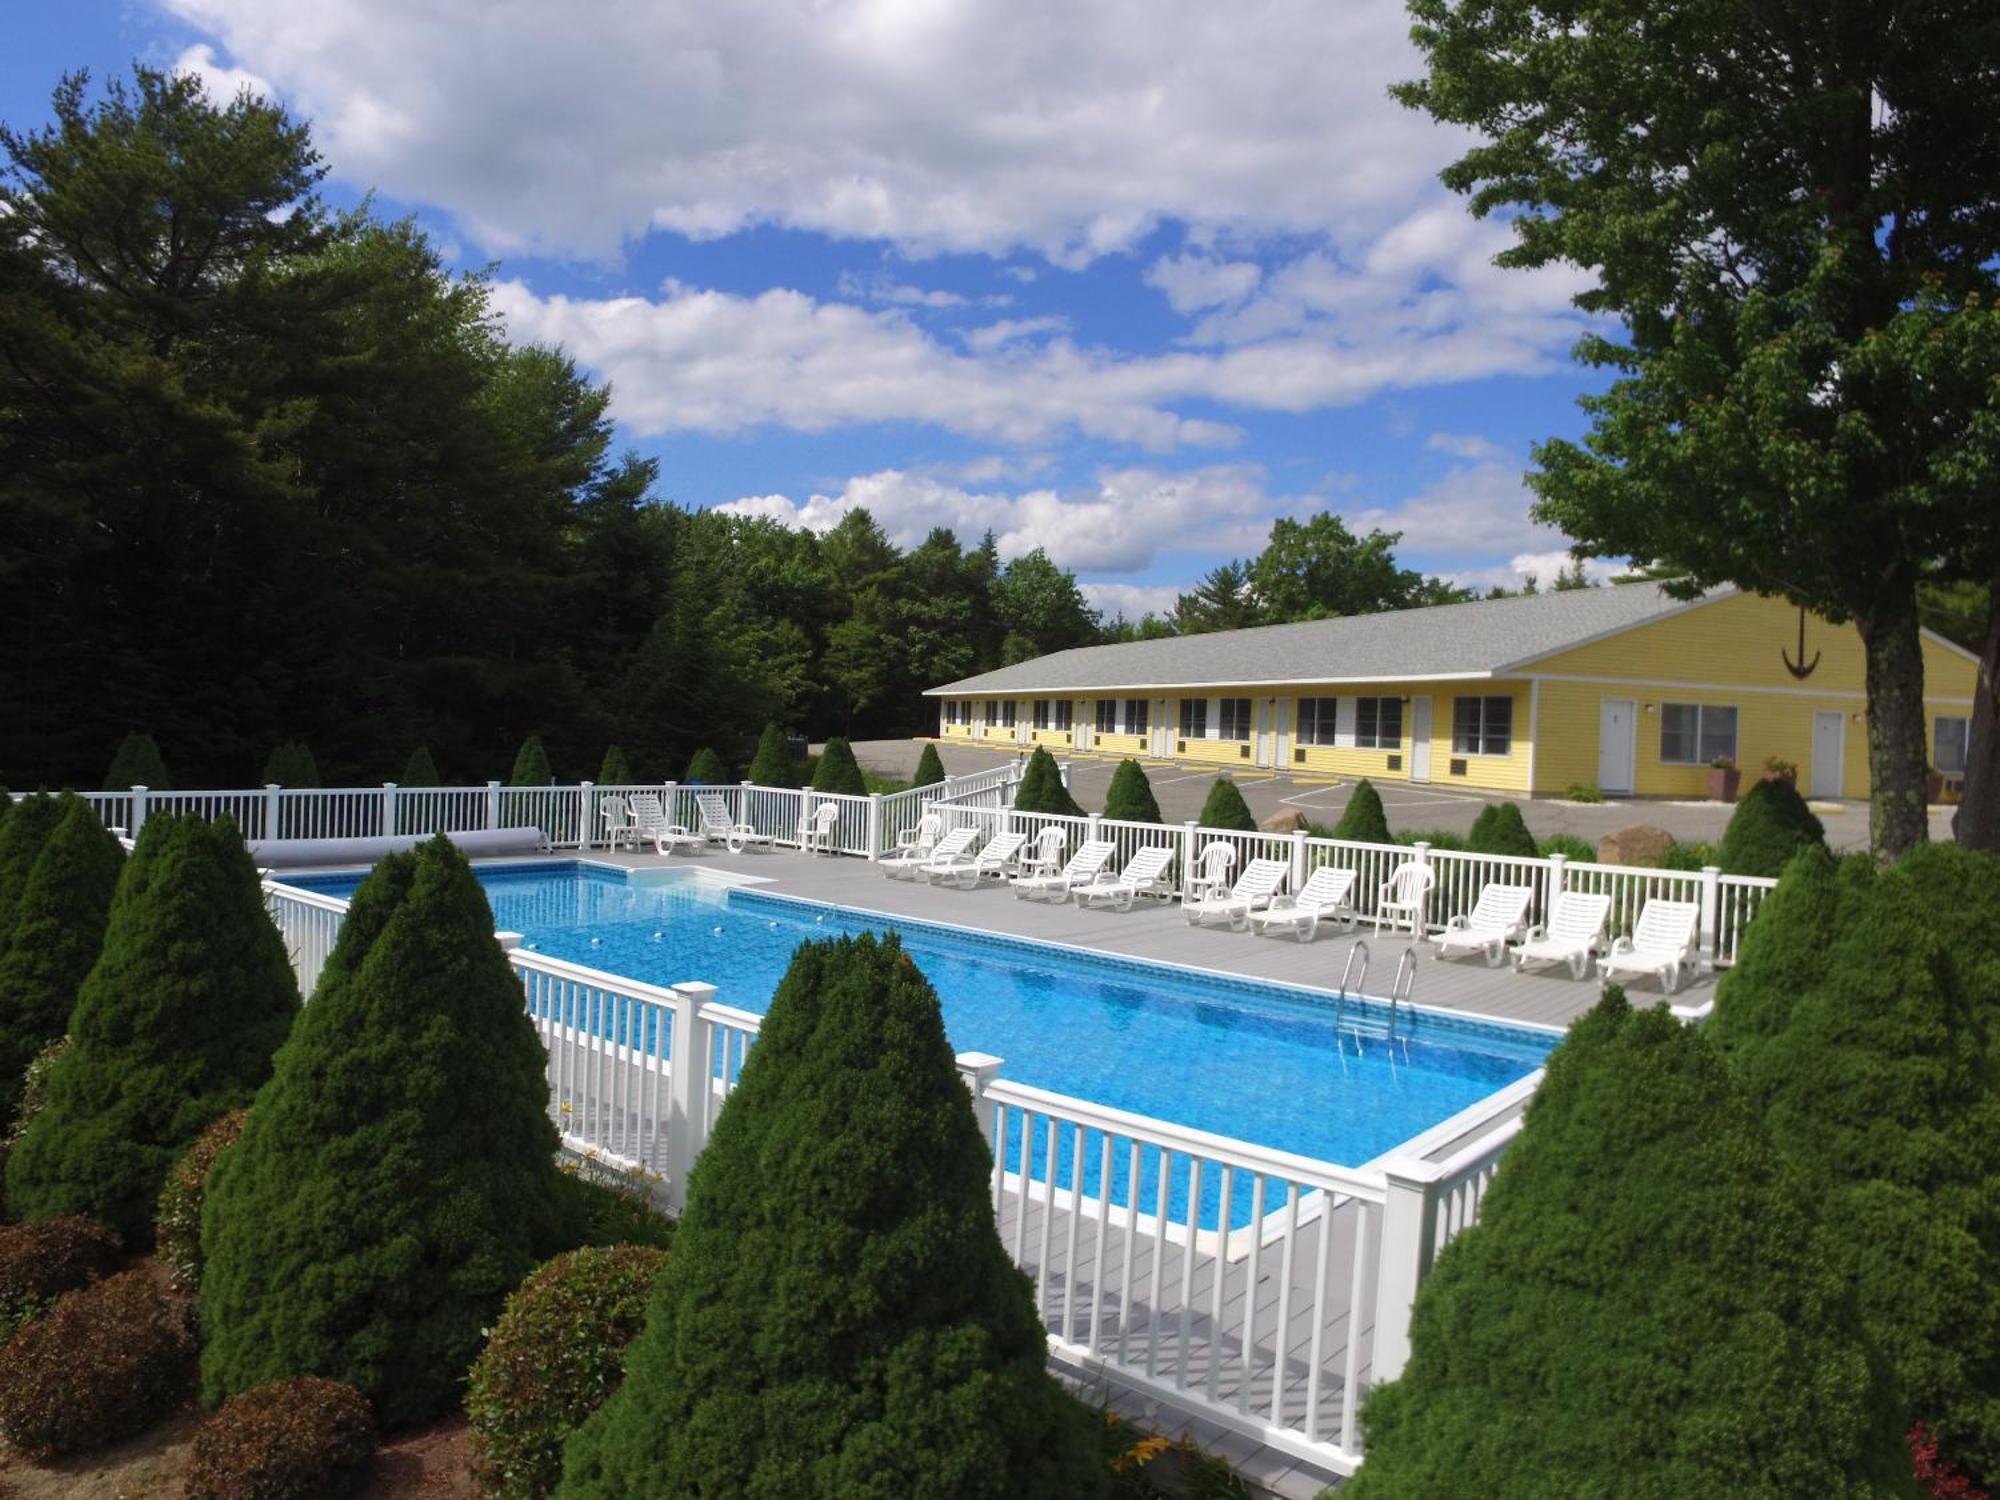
912, 742, 946, 788
0, 793, 63, 966
0, 798, 124, 1118
104, 733, 171, 791
809, 737, 867, 796
1348, 993, 1913, 1499
1717, 775, 1827, 877
511, 736, 553, 787
1705, 846, 1852, 1052
401, 747, 440, 787
596, 746, 632, 785
555, 935, 1106, 1498
199, 838, 572, 1427
1011, 746, 1084, 817
1466, 801, 1538, 858
6, 816, 298, 1244
682, 747, 728, 785
746, 725, 796, 788
1102, 759, 1162, 823
1197, 777, 1257, 832
261, 742, 321, 789
1331, 779, 1392, 843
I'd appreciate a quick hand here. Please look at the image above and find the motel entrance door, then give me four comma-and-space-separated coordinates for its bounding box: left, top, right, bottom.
1598, 699, 1636, 795
1409, 697, 1433, 782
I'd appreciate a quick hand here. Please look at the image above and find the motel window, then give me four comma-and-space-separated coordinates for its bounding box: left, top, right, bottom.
1936, 716, 1970, 775
1296, 697, 1338, 746
1219, 697, 1254, 741
1452, 696, 1513, 756
1659, 703, 1738, 765
1125, 699, 1150, 735
1053, 700, 1074, 731
982, 700, 996, 726
942, 701, 961, 727
1000, 700, 1017, 728
1179, 698, 1209, 739
1355, 696, 1403, 749
1033, 699, 1051, 730
1095, 699, 1118, 734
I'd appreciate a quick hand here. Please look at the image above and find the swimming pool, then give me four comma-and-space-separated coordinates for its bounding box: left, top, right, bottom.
292, 861, 1553, 1174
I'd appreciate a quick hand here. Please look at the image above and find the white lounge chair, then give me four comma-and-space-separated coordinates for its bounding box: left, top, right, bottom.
1599, 899, 1701, 994
930, 830, 1027, 889
1247, 866, 1358, 942
1013, 839, 1116, 902
694, 793, 772, 854
1183, 858, 1289, 930
897, 826, 980, 881
599, 795, 642, 852
1074, 847, 1177, 912
1014, 825, 1068, 881
799, 801, 841, 854
1185, 842, 1239, 905
627, 793, 701, 856
890, 810, 943, 858
1373, 863, 1436, 939
1514, 890, 1613, 980
1433, 884, 1535, 967
879, 819, 965, 879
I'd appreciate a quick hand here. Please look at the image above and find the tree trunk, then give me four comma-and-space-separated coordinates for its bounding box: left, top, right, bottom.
1857, 604, 1931, 862
1952, 574, 2000, 850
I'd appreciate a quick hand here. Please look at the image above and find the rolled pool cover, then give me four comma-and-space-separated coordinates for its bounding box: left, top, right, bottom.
247, 825, 548, 868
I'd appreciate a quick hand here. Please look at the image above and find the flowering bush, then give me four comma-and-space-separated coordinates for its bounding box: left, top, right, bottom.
1911, 1424, 1989, 1500
186, 1377, 375, 1500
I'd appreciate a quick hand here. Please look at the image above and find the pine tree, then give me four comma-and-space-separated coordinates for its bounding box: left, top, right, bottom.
0, 794, 63, 967
6, 816, 299, 1244
682, 747, 729, 785
1102, 759, 1162, 823
261, 741, 321, 789
1197, 777, 1257, 832
511, 736, 553, 787
199, 838, 573, 1427
1010, 746, 1084, 817
596, 745, 632, 785
1331, 779, 1392, 844
1717, 777, 1828, 877
401, 746, 440, 787
912, 742, 946, 789
1466, 802, 1538, 859
746, 725, 796, 789
104, 733, 171, 791
809, 737, 867, 796
1349, 994, 1913, 1498
555, 936, 1106, 1498
0, 798, 124, 1117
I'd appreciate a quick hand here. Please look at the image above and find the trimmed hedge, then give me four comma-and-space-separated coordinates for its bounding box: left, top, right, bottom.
1103, 759, 1162, 823
104, 732, 171, 792
1197, 778, 1257, 832
1013, 745, 1085, 817
200, 839, 574, 1427
7, 816, 298, 1244
511, 735, 553, 787
401, 746, 440, 787
1717, 776, 1827, 877
683, 747, 729, 785
596, 745, 632, 785
809, 736, 867, 796
1330, 779, 1391, 844
1466, 802, 1537, 859
0, 1215, 123, 1344
261, 742, 321, 789
156, 1109, 249, 1292
468, 1245, 668, 1500
1536, 833, 1596, 863
555, 935, 1107, 1498
186, 1377, 377, 1500
1348, 993, 1914, 1498
913, 742, 946, 789
0, 1269, 195, 1457
746, 725, 797, 788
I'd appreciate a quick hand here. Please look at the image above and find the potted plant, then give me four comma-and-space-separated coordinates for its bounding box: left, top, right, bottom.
1761, 755, 1798, 783
1926, 765, 1946, 804
1707, 754, 1742, 803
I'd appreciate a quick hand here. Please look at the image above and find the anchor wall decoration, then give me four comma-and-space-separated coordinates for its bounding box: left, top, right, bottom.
1782, 605, 1821, 680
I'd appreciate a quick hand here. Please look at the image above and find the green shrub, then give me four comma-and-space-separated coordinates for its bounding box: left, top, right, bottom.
1013, 745, 1086, 817
2, 1036, 68, 1168
1348, 993, 1914, 1499
156, 1109, 248, 1293
401, 746, 440, 787
595, 746, 632, 785
105, 732, 172, 792
261, 742, 321, 789
0, 1269, 195, 1458
1661, 838, 1716, 871
1098, 1409, 1252, 1498
1102, 759, 1162, 823
0, 795, 124, 1119
1330, 779, 1391, 843
555, 935, 1107, 1498
1536, 833, 1596, 862
8, 817, 297, 1244
186, 1377, 377, 1500
1717, 776, 1827, 877
1394, 827, 1468, 851
200, 838, 573, 1428
0, 794, 63, 967
746, 725, 796, 788
0, 1215, 123, 1344
1197, 777, 1257, 832
1466, 802, 1538, 859
469, 1245, 668, 1500
809, 736, 867, 796
912, 742, 947, 788
682, 747, 729, 785
1564, 780, 1605, 803
563, 1171, 675, 1252
511, 735, 553, 787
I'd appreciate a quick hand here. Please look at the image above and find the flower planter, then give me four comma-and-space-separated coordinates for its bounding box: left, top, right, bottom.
1707, 767, 1742, 803
1926, 770, 1945, 804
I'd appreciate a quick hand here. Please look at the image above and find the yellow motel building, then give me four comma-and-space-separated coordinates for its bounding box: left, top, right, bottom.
926, 584, 1979, 800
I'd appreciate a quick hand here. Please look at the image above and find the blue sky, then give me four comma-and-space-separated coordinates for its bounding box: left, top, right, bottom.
5, 0, 1617, 618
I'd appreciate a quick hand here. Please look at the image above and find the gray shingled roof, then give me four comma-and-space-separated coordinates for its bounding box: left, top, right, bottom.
928, 582, 1723, 695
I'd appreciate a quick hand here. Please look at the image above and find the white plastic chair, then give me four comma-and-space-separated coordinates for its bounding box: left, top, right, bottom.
1514, 891, 1613, 980
891, 810, 943, 856
599, 795, 641, 852
1247, 866, 1358, 942
694, 793, 771, 854
1433, 884, 1535, 967
1014, 825, 1068, 880
1183, 858, 1289, 930
1012, 839, 1115, 902
627, 792, 701, 855
1185, 842, 1239, 905
1600, 899, 1701, 994
799, 801, 841, 854
1373, 863, 1436, 939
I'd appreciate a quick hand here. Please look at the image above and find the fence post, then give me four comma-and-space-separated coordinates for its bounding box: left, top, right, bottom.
739, 779, 754, 827
1181, 820, 1199, 893
1086, 812, 1102, 846
486, 780, 502, 830
578, 781, 595, 851
1411, 839, 1432, 934
381, 782, 398, 837
1290, 827, 1308, 888
664, 981, 718, 1215
131, 785, 151, 839
1699, 864, 1722, 969
955, 1051, 1005, 1161
1372, 1156, 1448, 1383
866, 793, 883, 859
799, 790, 815, 850
257, 782, 279, 841
1547, 851, 1568, 898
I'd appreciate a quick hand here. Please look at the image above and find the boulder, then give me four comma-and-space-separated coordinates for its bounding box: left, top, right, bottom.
1596, 824, 1674, 869
1260, 809, 1308, 834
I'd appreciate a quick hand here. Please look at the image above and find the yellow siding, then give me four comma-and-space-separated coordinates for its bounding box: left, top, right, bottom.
1091, 731, 1149, 756
1288, 684, 1531, 793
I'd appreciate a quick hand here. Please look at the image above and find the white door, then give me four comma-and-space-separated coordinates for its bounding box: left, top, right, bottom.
1255, 700, 1276, 768
1410, 697, 1433, 782
1811, 712, 1845, 799
1598, 699, 1635, 794
1074, 702, 1090, 752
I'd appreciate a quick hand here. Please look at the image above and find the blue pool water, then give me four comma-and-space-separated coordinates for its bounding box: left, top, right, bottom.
292, 862, 1553, 1182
